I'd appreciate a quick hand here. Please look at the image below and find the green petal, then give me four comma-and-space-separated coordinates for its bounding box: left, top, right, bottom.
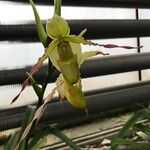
49, 42, 82, 70
81, 51, 99, 64
64, 35, 90, 45
30, 39, 59, 76
29, 0, 48, 47
78, 29, 87, 37
71, 43, 82, 66
48, 46, 60, 70
11, 40, 59, 103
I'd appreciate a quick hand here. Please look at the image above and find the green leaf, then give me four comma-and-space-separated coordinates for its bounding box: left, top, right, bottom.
19, 106, 36, 136
28, 124, 48, 149
4, 106, 36, 150
30, 138, 47, 150
118, 109, 150, 138
28, 73, 43, 99
111, 138, 150, 150
29, 125, 81, 150
134, 124, 150, 135
4, 132, 20, 150
111, 108, 150, 150
48, 126, 81, 150
18, 106, 36, 149
29, 0, 49, 47
136, 131, 150, 142
28, 133, 45, 149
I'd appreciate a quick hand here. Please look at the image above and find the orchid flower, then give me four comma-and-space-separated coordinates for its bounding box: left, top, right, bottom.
46, 15, 110, 108
11, 0, 140, 109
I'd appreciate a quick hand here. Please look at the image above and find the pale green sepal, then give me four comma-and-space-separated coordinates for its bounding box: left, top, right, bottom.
46, 15, 70, 39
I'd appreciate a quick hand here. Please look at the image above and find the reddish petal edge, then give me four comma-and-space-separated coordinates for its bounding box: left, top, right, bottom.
11, 79, 29, 104
89, 42, 143, 49
11, 62, 43, 104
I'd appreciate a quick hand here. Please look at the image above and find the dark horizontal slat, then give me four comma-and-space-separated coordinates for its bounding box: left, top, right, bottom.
1, 20, 150, 41
1, 0, 150, 8
0, 52, 150, 86
0, 80, 150, 131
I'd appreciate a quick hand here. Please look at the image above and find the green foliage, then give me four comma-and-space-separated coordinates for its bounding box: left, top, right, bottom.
111, 106, 150, 150
4, 132, 20, 150
29, 138, 47, 150
4, 106, 36, 150
48, 126, 80, 150
112, 138, 150, 150
28, 125, 80, 150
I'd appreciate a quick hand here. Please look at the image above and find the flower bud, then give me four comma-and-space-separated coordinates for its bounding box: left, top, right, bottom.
46, 15, 70, 39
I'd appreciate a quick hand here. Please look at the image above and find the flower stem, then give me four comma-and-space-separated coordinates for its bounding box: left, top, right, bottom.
54, 0, 61, 16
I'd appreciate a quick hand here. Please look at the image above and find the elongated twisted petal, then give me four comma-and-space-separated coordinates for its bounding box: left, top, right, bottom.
49, 42, 82, 71
46, 15, 70, 39
65, 81, 86, 108
80, 50, 109, 64
11, 39, 59, 104
65, 35, 90, 45
81, 51, 99, 64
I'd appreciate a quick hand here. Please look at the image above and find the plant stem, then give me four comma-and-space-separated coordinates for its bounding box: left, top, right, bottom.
37, 58, 54, 107
54, 0, 61, 16
26, 59, 54, 149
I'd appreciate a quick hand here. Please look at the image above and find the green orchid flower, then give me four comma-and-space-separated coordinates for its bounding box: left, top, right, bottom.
54, 43, 103, 108
11, 0, 106, 108
11, 0, 139, 109
46, 13, 107, 108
